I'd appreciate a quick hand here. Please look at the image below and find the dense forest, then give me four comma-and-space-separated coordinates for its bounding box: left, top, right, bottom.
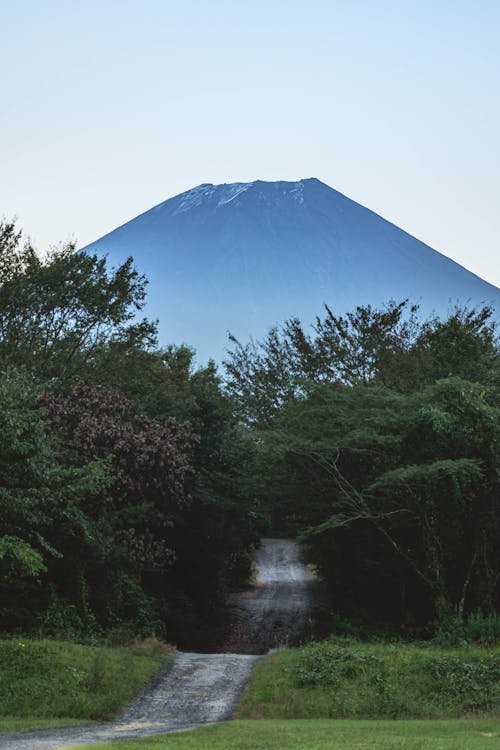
0, 222, 498, 645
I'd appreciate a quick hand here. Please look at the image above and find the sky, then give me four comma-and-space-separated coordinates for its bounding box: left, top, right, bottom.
2, 0, 499, 286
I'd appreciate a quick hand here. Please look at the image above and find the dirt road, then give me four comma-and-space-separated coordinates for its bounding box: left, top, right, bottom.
0, 539, 314, 750
222, 538, 316, 654
0, 654, 258, 750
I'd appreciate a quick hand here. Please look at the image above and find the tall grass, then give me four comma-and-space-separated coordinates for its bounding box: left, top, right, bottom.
434, 611, 500, 646
0, 639, 171, 721
235, 638, 500, 720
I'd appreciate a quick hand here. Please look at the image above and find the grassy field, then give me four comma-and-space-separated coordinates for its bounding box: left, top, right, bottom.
234, 638, 500, 720
70, 718, 500, 750
0, 638, 171, 731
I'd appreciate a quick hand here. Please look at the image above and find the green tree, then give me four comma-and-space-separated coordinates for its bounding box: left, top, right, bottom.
377, 307, 499, 392
0, 221, 156, 382
39, 382, 197, 630
0, 369, 109, 628
225, 301, 498, 425
258, 377, 499, 625
140, 347, 260, 646
225, 300, 420, 424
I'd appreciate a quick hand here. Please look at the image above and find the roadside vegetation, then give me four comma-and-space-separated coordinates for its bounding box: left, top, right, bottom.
0, 638, 170, 731
0, 718, 92, 734
234, 639, 500, 720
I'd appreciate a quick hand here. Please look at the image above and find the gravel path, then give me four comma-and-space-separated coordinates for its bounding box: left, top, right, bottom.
0, 654, 258, 750
222, 538, 316, 654
0, 539, 313, 749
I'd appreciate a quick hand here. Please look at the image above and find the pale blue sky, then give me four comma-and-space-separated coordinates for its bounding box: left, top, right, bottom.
2, 0, 499, 285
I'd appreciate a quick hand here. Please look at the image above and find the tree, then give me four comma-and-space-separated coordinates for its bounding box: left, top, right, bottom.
0, 221, 156, 382
0, 368, 109, 629
224, 301, 498, 425
40, 383, 197, 568
377, 306, 499, 392
256, 377, 499, 626
152, 348, 260, 641
0, 223, 263, 640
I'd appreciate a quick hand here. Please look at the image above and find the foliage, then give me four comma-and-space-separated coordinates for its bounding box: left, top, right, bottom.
233, 298, 500, 627
434, 612, 500, 647
235, 639, 500, 720
294, 641, 383, 686
0, 368, 110, 630
0, 639, 168, 720
0, 222, 156, 382
0, 224, 259, 641
41, 382, 196, 566
0, 536, 46, 580
145, 348, 260, 647
225, 300, 418, 424
264, 377, 499, 623
34, 382, 197, 636
225, 300, 498, 424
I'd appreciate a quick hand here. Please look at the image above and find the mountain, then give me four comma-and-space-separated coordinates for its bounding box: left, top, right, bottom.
82, 178, 500, 362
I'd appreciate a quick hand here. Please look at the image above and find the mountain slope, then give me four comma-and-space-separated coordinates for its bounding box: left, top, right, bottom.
82, 178, 499, 361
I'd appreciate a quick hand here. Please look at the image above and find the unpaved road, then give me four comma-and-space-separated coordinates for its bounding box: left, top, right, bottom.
0, 539, 314, 750
0, 654, 258, 750
222, 538, 316, 654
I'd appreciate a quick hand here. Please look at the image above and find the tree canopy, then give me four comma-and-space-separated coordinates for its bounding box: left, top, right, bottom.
0, 223, 258, 642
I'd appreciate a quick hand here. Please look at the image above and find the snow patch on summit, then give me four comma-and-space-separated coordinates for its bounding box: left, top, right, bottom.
172, 180, 306, 215
172, 182, 253, 214
217, 183, 252, 207
289, 181, 305, 205
173, 184, 216, 215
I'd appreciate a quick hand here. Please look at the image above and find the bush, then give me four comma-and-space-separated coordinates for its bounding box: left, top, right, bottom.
0, 639, 168, 720
98, 572, 163, 639
434, 612, 500, 647
291, 639, 500, 716
295, 641, 383, 686
37, 587, 96, 641
235, 638, 500, 720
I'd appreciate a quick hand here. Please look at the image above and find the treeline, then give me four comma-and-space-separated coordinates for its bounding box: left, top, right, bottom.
1, 221, 499, 644
0, 223, 259, 646
225, 300, 500, 638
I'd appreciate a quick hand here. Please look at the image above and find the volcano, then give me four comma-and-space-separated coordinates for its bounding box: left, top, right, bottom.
82, 178, 499, 361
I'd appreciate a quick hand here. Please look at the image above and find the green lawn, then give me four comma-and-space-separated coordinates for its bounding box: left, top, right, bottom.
69, 719, 500, 750
0, 638, 171, 728
234, 639, 500, 720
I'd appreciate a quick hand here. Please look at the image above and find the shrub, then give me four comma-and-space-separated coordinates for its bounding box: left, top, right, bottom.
0, 639, 167, 720
435, 612, 500, 647
234, 639, 500, 720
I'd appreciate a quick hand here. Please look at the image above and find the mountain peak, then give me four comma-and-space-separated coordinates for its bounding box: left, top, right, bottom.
170, 178, 330, 216
83, 179, 499, 361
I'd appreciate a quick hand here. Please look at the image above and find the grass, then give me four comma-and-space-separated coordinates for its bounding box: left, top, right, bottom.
4, 636, 500, 748
69, 718, 500, 750
0, 717, 95, 734
0, 637, 172, 728
234, 638, 500, 720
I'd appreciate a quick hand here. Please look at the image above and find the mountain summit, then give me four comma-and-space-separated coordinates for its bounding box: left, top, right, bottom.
83, 179, 499, 361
